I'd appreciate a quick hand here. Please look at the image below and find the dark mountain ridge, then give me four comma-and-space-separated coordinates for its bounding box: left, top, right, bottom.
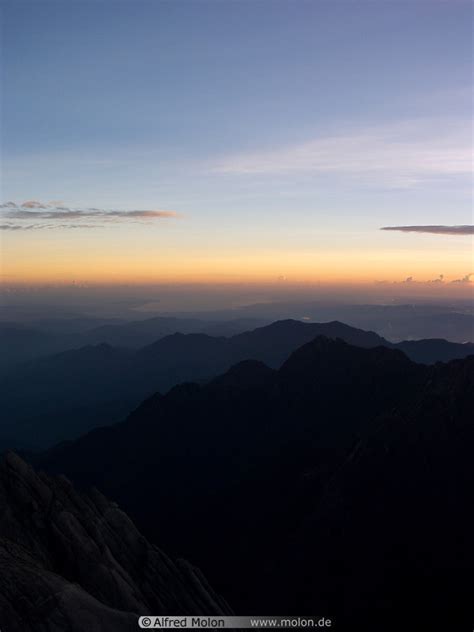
17, 337, 474, 628
0, 315, 269, 374
34, 338, 432, 620
1, 319, 473, 450
85, 315, 268, 347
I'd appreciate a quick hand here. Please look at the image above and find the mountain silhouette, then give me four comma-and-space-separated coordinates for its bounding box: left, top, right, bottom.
84, 316, 268, 347
33, 335, 474, 629
0, 316, 269, 373
3, 334, 468, 628
2, 319, 472, 450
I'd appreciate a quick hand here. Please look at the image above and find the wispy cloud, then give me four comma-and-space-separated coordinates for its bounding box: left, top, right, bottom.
0, 223, 102, 231
0, 201, 180, 230
381, 225, 474, 235
0, 224, 36, 231
213, 120, 471, 187
102, 210, 178, 218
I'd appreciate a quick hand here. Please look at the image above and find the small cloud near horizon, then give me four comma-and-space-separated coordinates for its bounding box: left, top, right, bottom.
451, 273, 473, 284
381, 225, 473, 236
375, 273, 472, 285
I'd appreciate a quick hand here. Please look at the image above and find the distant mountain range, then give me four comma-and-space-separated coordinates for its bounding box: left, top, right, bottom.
219, 300, 474, 343
34, 336, 474, 630
0, 316, 268, 374
0, 452, 231, 632
1, 319, 473, 449
83, 316, 268, 347
2, 303, 473, 376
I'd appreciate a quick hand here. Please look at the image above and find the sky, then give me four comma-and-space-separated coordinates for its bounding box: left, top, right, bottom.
0, 0, 472, 291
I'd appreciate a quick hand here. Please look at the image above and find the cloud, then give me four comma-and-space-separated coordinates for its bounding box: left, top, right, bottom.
381, 225, 474, 235
213, 120, 471, 187
376, 273, 470, 285
6, 209, 86, 220
428, 274, 444, 284
20, 200, 51, 209
101, 210, 179, 219
0, 223, 102, 230
0, 201, 180, 228
0, 224, 35, 231
451, 273, 473, 284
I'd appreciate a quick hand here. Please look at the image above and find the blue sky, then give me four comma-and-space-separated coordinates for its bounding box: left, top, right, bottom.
1, 0, 472, 284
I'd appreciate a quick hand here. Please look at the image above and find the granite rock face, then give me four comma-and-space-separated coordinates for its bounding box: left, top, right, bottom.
0, 452, 231, 632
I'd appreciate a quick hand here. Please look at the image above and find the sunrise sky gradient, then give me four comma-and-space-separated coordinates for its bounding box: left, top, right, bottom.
1, 1, 472, 289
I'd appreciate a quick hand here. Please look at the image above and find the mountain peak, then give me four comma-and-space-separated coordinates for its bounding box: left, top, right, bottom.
280, 335, 410, 377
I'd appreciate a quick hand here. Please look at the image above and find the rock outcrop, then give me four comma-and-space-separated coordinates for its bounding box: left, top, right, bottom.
0, 452, 231, 632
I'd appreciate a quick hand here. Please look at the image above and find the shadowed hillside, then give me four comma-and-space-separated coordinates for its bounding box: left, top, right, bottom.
5, 334, 473, 629
2, 320, 473, 450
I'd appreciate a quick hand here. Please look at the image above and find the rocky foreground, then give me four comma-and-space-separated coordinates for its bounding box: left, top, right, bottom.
0, 452, 231, 632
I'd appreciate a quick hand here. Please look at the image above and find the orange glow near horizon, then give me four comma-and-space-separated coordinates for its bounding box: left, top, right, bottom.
1, 222, 472, 293
1, 247, 472, 288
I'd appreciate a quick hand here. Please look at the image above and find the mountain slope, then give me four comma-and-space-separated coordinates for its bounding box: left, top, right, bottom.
0, 324, 61, 376
0, 344, 136, 449
280, 355, 474, 630
2, 319, 472, 450
84, 316, 267, 347
37, 339, 426, 609
35, 340, 474, 628
396, 336, 474, 364
0, 316, 268, 372
0, 452, 231, 632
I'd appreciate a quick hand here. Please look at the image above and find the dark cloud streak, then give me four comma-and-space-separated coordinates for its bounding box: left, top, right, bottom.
0, 223, 102, 231
381, 225, 473, 235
